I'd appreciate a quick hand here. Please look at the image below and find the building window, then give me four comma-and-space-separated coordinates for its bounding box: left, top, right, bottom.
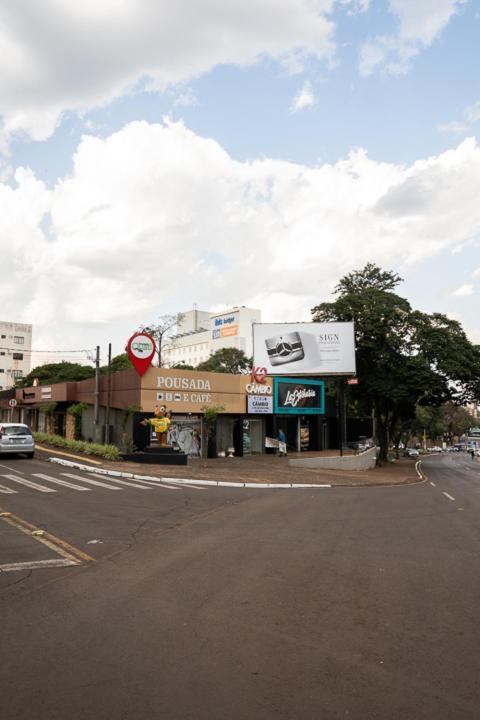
10, 369, 23, 378
0, 351, 4, 356
0, 369, 4, 373
13, 352, 24, 360
14, 336, 25, 345
1, 334, 5, 339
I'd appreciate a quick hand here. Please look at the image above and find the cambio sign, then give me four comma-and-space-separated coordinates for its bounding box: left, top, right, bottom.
253, 322, 356, 376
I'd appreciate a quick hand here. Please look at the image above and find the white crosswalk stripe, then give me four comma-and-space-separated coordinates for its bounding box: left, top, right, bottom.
85, 474, 152, 490
1, 474, 56, 493
0, 482, 18, 494
87, 474, 181, 491
32, 473, 91, 491
61, 473, 123, 490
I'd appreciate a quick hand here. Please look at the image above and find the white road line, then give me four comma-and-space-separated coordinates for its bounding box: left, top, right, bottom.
0, 463, 24, 473
1, 474, 56, 493
86, 474, 151, 490
146, 477, 205, 491
0, 483, 17, 494
442, 491, 456, 501
32, 473, 91, 492
61, 473, 122, 490
430, 481, 436, 487
0, 558, 76, 572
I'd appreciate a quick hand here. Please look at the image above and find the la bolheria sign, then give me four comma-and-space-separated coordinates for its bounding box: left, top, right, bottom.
157, 376, 212, 404
283, 387, 316, 408
274, 377, 325, 415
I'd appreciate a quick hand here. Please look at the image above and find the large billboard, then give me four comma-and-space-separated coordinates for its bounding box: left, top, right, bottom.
274, 378, 325, 415
253, 322, 355, 376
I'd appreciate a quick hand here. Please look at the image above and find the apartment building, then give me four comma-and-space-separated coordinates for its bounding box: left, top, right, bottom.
0, 321, 32, 389
164, 306, 261, 367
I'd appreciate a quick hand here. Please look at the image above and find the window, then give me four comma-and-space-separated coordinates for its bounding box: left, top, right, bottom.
1, 334, 5, 339
14, 336, 24, 345
10, 369, 23, 378
0, 352, 4, 356
13, 352, 23, 360
0, 369, 4, 373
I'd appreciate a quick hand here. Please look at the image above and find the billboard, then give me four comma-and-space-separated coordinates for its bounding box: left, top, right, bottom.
253, 322, 355, 376
274, 378, 325, 415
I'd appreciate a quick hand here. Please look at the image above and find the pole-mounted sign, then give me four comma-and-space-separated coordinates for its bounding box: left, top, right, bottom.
127, 332, 157, 376
8, 398, 17, 407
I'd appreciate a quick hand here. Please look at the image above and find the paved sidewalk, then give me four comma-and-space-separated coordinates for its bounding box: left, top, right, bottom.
36, 446, 421, 487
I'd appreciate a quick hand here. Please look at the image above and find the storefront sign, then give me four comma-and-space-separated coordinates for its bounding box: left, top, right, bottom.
245, 382, 272, 395
274, 377, 325, 415
253, 322, 356, 376
248, 395, 273, 414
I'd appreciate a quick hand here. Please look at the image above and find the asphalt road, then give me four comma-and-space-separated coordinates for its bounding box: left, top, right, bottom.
1, 453, 480, 720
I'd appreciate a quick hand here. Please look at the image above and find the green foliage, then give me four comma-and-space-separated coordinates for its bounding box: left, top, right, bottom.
312, 263, 480, 462
101, 353, 133, 374
17, 362, 95, 387
33, 432, 120, 461
67, 402, 88, 440
200, 404, 225, 459
170, 362, 196, 370
197, 348, 251, 374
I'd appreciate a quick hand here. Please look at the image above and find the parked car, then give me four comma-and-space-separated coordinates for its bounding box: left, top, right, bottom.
0, 423, 35, 458
406, 448, 420, 457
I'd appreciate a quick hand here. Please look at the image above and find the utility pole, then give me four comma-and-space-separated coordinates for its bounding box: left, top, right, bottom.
105, 343, 112, 445
94, 345, 100, 441
337, 378, 344, 457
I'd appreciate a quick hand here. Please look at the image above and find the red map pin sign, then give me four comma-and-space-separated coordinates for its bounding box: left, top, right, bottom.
127, 332, 156, 376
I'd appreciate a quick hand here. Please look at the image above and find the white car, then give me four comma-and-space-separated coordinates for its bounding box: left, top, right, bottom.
406, 448, 420, 457
0, 423, 35, 458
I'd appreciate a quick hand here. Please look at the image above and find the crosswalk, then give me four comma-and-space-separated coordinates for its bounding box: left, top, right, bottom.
0, 470, 203, 495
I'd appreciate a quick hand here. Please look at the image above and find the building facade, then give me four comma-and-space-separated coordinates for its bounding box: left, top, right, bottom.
164, 306, 261, 367
0, 321, 32, 390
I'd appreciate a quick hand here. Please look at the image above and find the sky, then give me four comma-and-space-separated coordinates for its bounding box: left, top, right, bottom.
0, 0, 479, 367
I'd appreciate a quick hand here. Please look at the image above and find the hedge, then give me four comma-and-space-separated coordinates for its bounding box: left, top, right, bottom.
33, 432, 121, 461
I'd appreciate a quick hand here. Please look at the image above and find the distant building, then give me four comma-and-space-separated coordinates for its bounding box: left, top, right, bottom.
164, 306, 261, 367
0, 321, 32, 390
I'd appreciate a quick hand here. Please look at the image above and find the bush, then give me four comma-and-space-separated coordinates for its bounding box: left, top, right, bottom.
33, 432, 121, 461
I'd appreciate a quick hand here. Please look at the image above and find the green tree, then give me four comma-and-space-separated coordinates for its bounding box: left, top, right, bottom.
312, 263, 480, 462
197, 348, 251, 374
101, 353, 133, 374
17, 362, 95, 387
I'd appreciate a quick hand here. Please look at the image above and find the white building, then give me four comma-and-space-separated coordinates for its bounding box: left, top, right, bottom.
164, 306, 261, 367
0, 321, 32, 389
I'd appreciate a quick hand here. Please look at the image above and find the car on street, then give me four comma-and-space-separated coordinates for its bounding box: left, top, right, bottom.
0, 423, 35, 458
406, 448, 420, 457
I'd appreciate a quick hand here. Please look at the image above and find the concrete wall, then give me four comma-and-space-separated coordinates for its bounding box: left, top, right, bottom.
288, 446, 377, 471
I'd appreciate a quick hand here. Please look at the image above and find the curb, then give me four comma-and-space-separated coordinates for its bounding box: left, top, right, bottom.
48, 457, 332, 490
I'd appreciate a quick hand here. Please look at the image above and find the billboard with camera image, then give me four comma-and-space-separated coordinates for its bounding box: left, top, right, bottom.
252, 322, 356, 376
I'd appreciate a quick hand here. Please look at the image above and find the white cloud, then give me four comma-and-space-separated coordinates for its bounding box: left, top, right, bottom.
359, 0, 466, 76
450, 283, 475, 297
0, 0, 336, 145
438, 101, 480, 135
472, 267, 480, 278
2, 121, 480, 353
290, 81, 316, 112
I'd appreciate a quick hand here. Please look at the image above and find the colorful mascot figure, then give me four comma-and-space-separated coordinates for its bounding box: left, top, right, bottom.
141, 405, 171, 447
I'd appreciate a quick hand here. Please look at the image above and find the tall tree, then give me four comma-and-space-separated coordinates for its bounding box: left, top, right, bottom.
140, 313, 183, 368
197, 348, 251, 374
312, 263, 480, 462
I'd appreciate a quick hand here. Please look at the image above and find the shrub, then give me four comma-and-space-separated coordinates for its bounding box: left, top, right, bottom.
33, 432, 121, 461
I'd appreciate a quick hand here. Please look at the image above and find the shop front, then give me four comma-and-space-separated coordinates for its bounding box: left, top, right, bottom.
269, 377, 326, 452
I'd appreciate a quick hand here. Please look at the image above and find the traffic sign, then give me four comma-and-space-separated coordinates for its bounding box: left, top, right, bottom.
8, 399, 17, 407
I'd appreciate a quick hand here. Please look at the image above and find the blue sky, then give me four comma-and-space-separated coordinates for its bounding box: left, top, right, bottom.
0, 0, 479, 361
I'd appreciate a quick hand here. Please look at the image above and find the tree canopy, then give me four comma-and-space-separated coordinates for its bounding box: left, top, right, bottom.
312, 263, 480, 461
197, 347, 251, 374
17, 361, 95, 387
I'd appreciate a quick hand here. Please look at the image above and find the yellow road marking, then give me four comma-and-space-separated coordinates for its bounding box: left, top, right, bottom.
0, 508, 95, 566
35, 445, 102, 465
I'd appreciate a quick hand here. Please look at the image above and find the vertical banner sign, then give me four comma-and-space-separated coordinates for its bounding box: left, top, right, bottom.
127, 332, 156, 376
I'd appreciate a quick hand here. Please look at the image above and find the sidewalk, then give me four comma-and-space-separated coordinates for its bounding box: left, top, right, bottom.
36, 446, 422, 487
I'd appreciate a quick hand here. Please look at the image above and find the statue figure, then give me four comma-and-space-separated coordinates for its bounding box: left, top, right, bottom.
141, 405, 171, 447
